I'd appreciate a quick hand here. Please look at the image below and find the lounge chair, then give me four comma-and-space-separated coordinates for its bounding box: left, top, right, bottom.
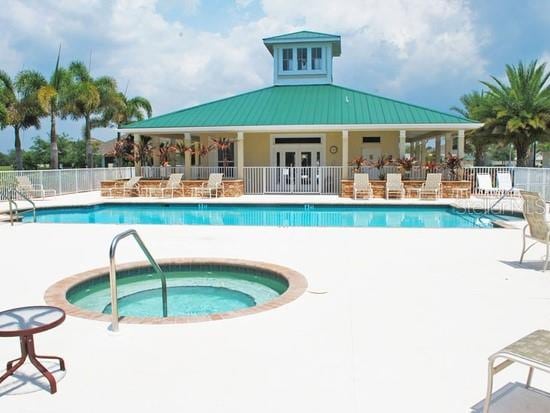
353, 173, 373, 199
15, 176, 56, 199
497, 172, 521, 197
475, 174, 501, 197
385, 173, 405, 199
193, 173, 224, 198
419, 173, 442, 199
147, 173, 183, 198
482, 329, 550, 413
106, 176, 142, 197
519, 191, 550, 271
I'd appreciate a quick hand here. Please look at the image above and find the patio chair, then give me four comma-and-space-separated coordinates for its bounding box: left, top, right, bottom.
482, 329, 550, 413
419, 173, 442, 199
15, 176, 56, 199
497, 172, 521, 197
147, 173, 183, 198
476, 174, 502, 197
353, 173, 373, 199
385, 173, 405, 199
106, 176, 142, 197
519, 191, 550, 271
193, 173, 224, 198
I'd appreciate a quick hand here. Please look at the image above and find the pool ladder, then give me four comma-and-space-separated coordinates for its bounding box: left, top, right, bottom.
109, 229, 168, 332
2, 188, 36, 225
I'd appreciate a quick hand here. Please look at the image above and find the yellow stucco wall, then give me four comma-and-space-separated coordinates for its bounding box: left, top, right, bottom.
348, 131, 399, 161
243, 133, 270, 166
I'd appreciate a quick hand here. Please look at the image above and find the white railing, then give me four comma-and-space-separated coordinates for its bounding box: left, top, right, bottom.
191, 166, 236, 180
0, 167, 134, 199
244, 166, 342, 194
140, 166, 185, 179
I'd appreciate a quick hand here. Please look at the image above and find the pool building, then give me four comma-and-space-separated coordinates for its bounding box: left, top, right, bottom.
119, 31, 482, 190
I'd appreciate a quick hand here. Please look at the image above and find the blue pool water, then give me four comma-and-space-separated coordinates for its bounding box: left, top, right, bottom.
22, 203, 518, 228
68, 264, 288, 317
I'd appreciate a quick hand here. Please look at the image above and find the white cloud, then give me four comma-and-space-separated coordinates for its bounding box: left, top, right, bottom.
260, 0, 488, 96
235, 0, 255, 7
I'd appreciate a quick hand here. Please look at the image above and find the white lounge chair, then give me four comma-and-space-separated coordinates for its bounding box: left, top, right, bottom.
497, 172, 521, 197
385, 173, 405, 199
476, 173, 501, 197
106, 176, 142, 197
15, 176, 56, 199
147, 173, 183, 198
519, 191, 550, 271
483, 329, 550, 413
419, 173, 442, 199
193, 173, 224, 198
353, 173, 373, 199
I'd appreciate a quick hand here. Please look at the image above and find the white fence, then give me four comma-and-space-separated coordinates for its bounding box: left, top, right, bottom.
139, 166, 237, 180
3, 165, 550, 200
191, 166, 236, 180
0, 167, 134, 199
244, 167, 342, 194
140, 166, 185, 179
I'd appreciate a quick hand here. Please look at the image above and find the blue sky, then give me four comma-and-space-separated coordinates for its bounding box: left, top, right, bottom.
0, 0, 549, 153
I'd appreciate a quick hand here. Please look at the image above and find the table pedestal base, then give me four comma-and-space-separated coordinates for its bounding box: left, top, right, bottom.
0, 335, 65, 394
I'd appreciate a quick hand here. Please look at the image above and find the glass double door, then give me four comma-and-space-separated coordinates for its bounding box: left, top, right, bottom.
271, 148, 322, 193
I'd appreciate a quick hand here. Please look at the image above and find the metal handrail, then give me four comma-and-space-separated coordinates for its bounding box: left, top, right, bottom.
7, 198, 18, 226
486, 188, 518, 215
11, 188, 36, 223
109, 229, 168, 332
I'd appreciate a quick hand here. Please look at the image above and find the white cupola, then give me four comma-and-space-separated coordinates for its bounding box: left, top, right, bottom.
262, 30, 341, 86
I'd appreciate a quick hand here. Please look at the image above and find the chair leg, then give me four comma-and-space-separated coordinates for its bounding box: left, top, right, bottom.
520, 232, 527, 263
526, 366, 534, 388
544, 243, 549, 272
483, 359, 495, 413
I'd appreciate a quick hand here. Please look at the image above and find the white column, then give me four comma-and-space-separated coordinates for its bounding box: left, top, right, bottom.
457, 129, 465, 159
133, 134, 141, 176
399, 130, 406, 159
184, 132, 192, 179
236, 131, 244, 179
435, 136, 441, 162
415, 140, 421, 160
445, 133, 453, 156
342, 130, 349, 179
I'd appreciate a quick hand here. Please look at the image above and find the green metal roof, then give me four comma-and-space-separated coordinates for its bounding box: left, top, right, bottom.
263, 30, 341, 56
123, 84, 474, 130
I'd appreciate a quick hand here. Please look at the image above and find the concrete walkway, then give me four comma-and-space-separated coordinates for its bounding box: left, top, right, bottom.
0, 195, 547, 412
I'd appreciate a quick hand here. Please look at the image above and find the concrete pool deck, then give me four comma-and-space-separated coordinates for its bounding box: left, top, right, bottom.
0, 193, 548, 412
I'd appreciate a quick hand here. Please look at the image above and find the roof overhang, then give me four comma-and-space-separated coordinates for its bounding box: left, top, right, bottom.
263, 35, 341, 56
119, 123, 483, 135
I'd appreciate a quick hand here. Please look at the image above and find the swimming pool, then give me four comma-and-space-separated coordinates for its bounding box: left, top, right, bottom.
23, 203, 518, 228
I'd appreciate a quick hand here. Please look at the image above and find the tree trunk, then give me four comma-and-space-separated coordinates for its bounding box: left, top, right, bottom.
474, 145, 486, 166
50, 110, 59, 169
85, 115, 93, 168
14, 126, 23, 170
515, 142, 530, 167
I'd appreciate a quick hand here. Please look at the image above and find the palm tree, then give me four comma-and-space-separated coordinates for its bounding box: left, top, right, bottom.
65, 61, 118, 168
0, 70, 46, 170
37, 46, 70, 169
451, 91, 497, 165
481, 60, 550, 166
101, 92, 152, 137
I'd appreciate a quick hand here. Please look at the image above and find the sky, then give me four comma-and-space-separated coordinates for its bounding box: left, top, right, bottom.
0, 0, 549, 153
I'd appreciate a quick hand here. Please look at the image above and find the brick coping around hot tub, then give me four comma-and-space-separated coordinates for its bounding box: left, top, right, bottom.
44, 258, 308, 325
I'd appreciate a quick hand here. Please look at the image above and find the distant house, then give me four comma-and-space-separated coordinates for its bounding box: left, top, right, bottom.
120, 31, 481, 185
